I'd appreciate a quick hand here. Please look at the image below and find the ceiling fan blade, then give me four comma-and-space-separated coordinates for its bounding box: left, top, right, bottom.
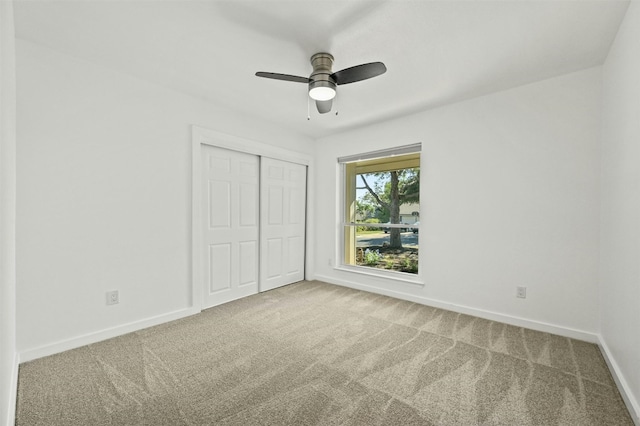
255, 72, 310, 83
316, 99, 332, 114
331, 62, 387, 85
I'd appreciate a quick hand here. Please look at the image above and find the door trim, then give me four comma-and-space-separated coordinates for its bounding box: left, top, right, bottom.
191, 125, 314, 311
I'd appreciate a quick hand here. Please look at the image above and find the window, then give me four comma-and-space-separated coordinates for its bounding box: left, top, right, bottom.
340, 145, 421, 276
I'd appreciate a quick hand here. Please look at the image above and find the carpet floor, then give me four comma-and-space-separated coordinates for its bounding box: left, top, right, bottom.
16, 280, 633, 425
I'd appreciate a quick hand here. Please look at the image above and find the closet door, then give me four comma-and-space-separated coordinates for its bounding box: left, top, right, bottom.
260, 157, 307, 291
202, 145, 259, 308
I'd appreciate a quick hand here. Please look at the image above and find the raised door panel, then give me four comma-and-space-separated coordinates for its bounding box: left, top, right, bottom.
209, 181, 231, 229
286, 236, 303, 275
238, 240, 258, 286
208, 243, 231, 293
266, 238, 283, 279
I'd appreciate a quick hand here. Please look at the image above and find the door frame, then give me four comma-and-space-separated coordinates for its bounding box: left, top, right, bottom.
191, 125, 314, 311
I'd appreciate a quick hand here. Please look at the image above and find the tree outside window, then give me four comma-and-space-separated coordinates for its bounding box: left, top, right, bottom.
342, 150, 420, 275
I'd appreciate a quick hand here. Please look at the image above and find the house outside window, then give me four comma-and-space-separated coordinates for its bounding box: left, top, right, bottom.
339, 144, 421, 277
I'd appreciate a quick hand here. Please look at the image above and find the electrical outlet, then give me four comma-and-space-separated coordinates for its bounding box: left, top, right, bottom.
106, 290, 119, 305
516, 286, 527, 299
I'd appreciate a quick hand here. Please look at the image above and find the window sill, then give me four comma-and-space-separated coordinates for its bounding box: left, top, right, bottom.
334, 264, 424, 286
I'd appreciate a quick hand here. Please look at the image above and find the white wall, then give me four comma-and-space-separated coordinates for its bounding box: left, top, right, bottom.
15, 40, 315, 359
314, 67, 602, 339
600, 1, 640, 421
0, 2, 18, 425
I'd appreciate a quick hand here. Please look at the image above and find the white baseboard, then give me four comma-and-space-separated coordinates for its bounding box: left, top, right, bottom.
4, 351, 19, 426
313, 274, 599, 343
19, 307, 200, 363
598, 337, 640, 426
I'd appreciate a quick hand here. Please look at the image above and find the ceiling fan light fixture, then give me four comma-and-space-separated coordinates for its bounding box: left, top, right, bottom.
255, 52, 386, 114
308, 80, 336, 101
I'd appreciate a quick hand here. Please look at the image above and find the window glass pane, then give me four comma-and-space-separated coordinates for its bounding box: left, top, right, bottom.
342, 150, 420, 275
346, 225, 419, 274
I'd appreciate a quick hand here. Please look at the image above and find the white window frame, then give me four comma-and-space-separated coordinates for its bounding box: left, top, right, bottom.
337, 144, 423, 285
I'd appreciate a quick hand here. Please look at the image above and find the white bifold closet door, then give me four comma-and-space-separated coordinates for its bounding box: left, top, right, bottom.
202, 145, 260, 308
202, 147, 306, 309
260, 157, 307, 291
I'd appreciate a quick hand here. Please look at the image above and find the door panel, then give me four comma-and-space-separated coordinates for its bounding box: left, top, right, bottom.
287, 236, 303, 274
268, 186, 283, 224
202, 145, 259, 308
260, 158, 307, 291
289, 188, 304, 223
238, 241, 258, 286
266, 238, 282, 278
209, 181, 230, 228
208, 243, 231, 292
239, 183, 258, 226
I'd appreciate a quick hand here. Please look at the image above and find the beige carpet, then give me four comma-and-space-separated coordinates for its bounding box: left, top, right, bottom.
16, 280, 633, 425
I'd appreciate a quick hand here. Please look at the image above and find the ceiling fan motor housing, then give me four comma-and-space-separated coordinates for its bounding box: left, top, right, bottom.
309, 53, 336, 96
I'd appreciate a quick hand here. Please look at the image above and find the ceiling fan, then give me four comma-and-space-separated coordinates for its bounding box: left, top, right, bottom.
255, 53, 387, 114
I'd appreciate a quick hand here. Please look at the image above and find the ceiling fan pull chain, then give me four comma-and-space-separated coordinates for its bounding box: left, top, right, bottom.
307, 95, 311, 120
335, 92, 339, 116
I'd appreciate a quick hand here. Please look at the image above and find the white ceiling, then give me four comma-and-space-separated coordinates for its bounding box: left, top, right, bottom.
14, 0, 629, 139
